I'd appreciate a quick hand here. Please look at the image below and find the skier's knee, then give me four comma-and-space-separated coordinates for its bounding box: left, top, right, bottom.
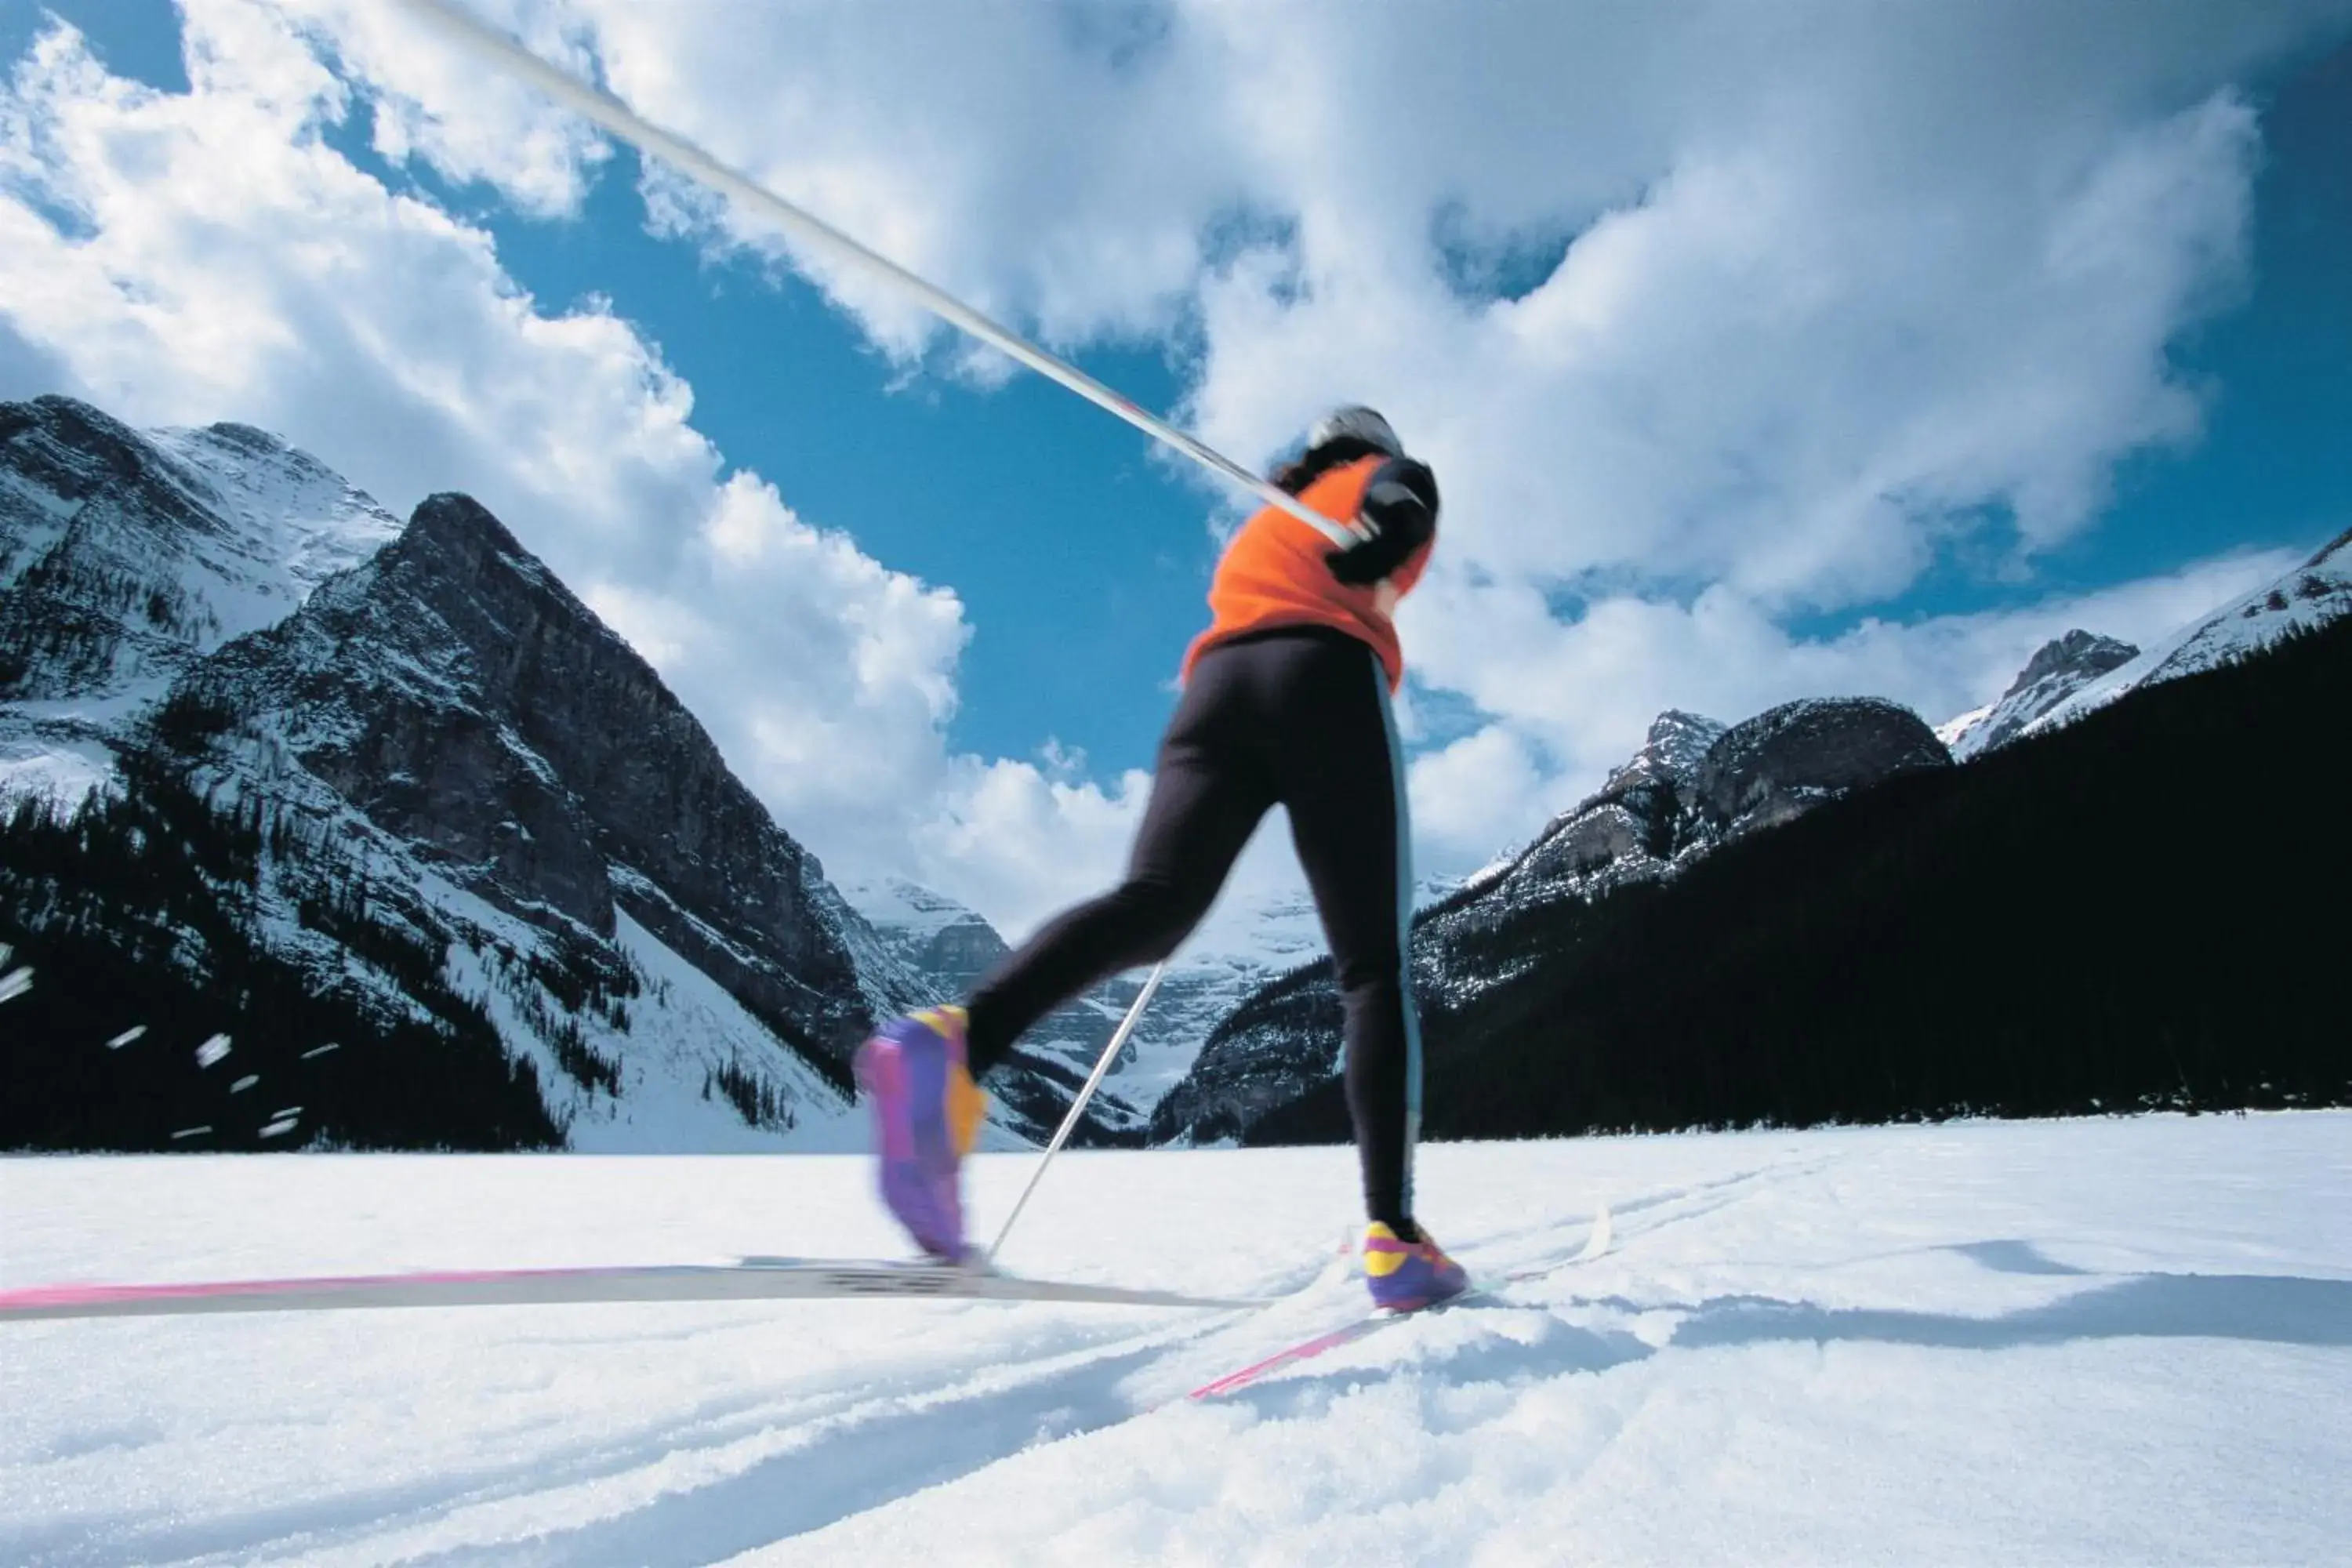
1108, 875, 1211, 964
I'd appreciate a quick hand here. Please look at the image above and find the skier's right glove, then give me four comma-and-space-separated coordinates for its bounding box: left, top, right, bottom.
1325, 459, 1439, 586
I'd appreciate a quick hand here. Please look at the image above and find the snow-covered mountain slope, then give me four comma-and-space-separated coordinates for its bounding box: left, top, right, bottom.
1938, 629, 2139, 760
2022, 528, 2352, 741
839, 876, 1299, 1145
5, 1113, 2345, 1563
1, 397, 931, 1152
844, 875, 1014, 995
139, 490, 890, 1148
0, 397, 397, 801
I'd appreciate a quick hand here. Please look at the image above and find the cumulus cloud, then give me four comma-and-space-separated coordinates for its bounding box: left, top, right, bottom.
1402, 546, 2302, 866
416, 0, 2336, 888
274, 0, 609, 218
911, 753, 1154, 941
0, 1, 983, 906
394, 1, 2330, 604
5, 0, 2344, 936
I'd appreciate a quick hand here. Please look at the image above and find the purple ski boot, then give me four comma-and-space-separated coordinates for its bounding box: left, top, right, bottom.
853, 1007, 987, 1261
1363, 1221, 1470, 1312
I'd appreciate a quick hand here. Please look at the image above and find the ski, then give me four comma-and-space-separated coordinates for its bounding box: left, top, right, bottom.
1190, 1312, 1406, 1397
0, 1256, 1274, 1323
1189, 1203, 1613, 1399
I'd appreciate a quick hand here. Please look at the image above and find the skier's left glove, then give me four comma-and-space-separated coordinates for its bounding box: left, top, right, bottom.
1326, 459, 1439, 586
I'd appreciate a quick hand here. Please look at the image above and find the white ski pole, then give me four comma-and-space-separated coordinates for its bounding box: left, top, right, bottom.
394, 0, 1369, 550
985, 960, 1166, 1264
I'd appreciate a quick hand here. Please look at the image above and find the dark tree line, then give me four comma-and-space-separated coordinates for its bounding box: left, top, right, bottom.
705, 1055, 794, 1131
0, 755, 559, 1151
1250, 615, 2352, 1145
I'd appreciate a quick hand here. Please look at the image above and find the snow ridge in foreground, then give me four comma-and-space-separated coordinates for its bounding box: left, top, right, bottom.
2, 1112, 2346, 1566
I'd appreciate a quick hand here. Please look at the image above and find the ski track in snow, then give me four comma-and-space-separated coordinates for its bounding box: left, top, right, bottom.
2, 1116, 2347, 1566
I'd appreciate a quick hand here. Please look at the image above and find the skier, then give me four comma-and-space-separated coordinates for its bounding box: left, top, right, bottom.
857, 406, 1467, 1311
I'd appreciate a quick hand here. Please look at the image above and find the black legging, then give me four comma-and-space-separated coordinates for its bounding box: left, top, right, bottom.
964, 625, 1424, 1232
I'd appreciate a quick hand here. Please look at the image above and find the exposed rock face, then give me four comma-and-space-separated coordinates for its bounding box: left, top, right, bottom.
1505, 710, 1724, 898
1149, 998, 1348, 1146
1940, 630, 2138, 760
4, 397, 935, 1150
171, 492, 881, 1069
1697, 698, 1951, 837
1604, 707, 1725, 797
1521, 800, 1650, 882
1154, 699, 1951, 1146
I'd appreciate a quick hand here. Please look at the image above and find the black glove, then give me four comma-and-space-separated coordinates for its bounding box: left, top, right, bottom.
1326, 459, 1439, 586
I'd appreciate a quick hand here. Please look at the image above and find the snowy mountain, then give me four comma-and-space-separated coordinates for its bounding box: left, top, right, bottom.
2019, 527, 2352, 740
1170, 526, 2352, 1149
841, 875, 1337, 1145
1232, 609, 2352, 1149
0, 397, 397, 803
0, 397, 935, 1153
844, 876, 1013, 996
1936, 630, 2139, 760
840, 875, 1144, 1146
1153, 698, 1952, 1145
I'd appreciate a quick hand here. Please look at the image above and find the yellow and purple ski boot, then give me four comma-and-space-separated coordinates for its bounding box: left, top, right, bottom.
853, 1006, 987, 1261
1363, 1221, 1470, 1312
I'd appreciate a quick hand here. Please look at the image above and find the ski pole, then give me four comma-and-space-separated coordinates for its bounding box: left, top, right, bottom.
985, 960, 1165, 1264
394, 0, 1370, 550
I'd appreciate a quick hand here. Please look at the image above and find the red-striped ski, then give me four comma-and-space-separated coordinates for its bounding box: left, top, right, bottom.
0, 1256, 1273, 1323
1189, 1204, 1613, 1399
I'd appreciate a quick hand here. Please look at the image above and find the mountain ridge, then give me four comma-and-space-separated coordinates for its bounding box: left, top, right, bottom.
0, 398, 927, 1152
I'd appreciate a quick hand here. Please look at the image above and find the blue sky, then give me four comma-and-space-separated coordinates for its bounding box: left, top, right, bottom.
3, 1, 2348, 932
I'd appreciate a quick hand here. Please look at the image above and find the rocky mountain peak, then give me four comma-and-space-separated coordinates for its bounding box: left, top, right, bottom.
2, 396, 927, 1152
1940, 629, 2140, 760
1603, 708, 1728, 797
1697, 697, 1950, 834
2011, 630, 2138, 695
1472, 696, 1941, 918
402, 490, 534, 575
170, 486, 874, 1069
191, 421, 296, 458
844, 876, 1011, 990
2, 396, 220, 572
2, 396, 398, 804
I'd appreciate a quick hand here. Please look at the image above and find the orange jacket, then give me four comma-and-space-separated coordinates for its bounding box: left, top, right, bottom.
1181, 456, 1435, 691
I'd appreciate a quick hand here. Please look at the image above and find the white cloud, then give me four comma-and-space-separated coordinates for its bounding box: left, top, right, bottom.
1399, 546, 2303, 868
274, 0, 608, 218
1407, 724, 1549, 864
0, 2, 976, 908
911, 753, 1154, 942
438, 0, 2336, 892
4, 0, 2343, 942
384, 0, 2330, 609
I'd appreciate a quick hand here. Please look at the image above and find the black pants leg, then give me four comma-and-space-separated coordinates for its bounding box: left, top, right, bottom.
1264, 638, 1420, 1235
964, 649, 1274, 1075
962, 629, 1423, 1232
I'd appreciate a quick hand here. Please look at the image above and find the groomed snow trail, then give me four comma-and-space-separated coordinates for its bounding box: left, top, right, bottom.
2, 1115, 2347, 1566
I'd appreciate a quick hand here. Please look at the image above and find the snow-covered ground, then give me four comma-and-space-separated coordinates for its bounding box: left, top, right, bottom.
2, 1112, 2347, 1566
